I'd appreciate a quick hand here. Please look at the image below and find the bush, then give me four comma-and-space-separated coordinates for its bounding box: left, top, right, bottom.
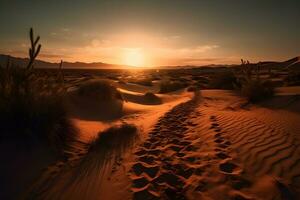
209, 71, 238, 89
89, 123, 138, 153
284, 72, 300, 86
159, 81, 186, 93
129, 78, 153, 86
187, 85, 199, 92
0, 28, 78, 151
241, 79, 274, 103
77, 80, 123, 102
143, 92, 161, 104
75, 123, 138, 177
70, 80, 124, 120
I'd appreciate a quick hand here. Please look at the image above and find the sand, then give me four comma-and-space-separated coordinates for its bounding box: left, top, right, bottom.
20, 83, 300, 200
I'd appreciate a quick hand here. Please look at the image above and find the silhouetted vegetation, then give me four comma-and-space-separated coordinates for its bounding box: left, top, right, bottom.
128, 78, 153, 86
0, 28, 78, 151
284, 71, 300, 86
143, 92, 161, 104
88, 123, 138, 162
159, 81, 186, 93
241, 79, 274, 102
187, 85, 200, 92
239, 60, 275, 103
209, 71, 238, 89
77, 80, 123, 102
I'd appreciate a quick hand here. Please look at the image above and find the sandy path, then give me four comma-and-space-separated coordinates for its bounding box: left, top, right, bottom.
130, 90, 300, 199
24, 91, 192, 200
24, 89, 300, 200
129, 92, 202, 199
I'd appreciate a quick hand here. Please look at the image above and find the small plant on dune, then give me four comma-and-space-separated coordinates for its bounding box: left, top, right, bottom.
239, 59, 274, 103
72, 80, 124, 119
143, 92, 161, 104
77, 80, 123, 102
209, 71, 238, 89
129, 78, 153, 86
187, 85, 200, 92
284, 71, 300, 86
159, 80, 186, 93
0, 28, 77, 151
86, 123, 138, 168
241, 79, 274, 103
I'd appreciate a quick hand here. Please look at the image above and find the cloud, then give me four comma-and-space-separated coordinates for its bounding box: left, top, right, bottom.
61, 28, 70, 32
194, 45, 219, 53
39, 53, 70, 59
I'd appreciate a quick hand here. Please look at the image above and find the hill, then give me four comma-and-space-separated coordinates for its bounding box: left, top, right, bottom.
0, 54, 126, 69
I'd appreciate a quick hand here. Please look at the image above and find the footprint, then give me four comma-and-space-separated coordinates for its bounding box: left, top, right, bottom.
215, 138, 224, 144
132, 176, 150, 189
139, 155, 157, 165
144, 165, 160, 178
219, 161, 238, 174
153, 172, 184, 188
168, 145, 184, 152
163, 187, 186, 199
132, 162, 146, 176
216, 152, 230, 159
217, 144, 228, 149
133, 188, 160, 200
211, 123, 219, 127
135, 149, 147, 156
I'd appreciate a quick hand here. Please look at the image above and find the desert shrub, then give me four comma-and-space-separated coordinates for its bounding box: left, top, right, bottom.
241, 79, 274, 103
159, 81, 186, 93
209, 71, 238, 89
74, 123, 138, 178
71, 80, 124, 120
143, 92, 161, 104
192, 75, 209, 83
284, 72, 300, 86
88, 124, 138, 161
77, 80, 123, 102
129, 78, 153, 86
187, 85, 199, 92
0, 28, 78, 151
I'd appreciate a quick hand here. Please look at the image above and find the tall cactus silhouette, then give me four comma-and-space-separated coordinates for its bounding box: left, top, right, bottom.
27, 28, 42, 69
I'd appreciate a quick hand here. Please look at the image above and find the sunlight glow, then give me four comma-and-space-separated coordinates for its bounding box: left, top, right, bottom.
123, 49, 145, 67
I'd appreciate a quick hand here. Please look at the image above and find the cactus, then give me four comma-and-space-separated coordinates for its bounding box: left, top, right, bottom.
27, 28, 42, 70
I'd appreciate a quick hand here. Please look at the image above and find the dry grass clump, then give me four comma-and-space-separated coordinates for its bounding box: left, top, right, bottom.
129, 78, 153, 86
239, 60, 274, 103
0, 28, 77, 151
284, 71, 300, 86
143, 92, 161, 104
159, 81, 186, 93
241, 79, 274, 103
89, 123, 138, 153
69, 80, 124, 120
209, 71, 238, 89
187, 85, 200, 92
74, 123, 138, 179
77, 80, 123, 102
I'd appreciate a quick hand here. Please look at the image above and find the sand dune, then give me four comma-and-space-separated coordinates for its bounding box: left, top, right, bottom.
22, 87, 300, 200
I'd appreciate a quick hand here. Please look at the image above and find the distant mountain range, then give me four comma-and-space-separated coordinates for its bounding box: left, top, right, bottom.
0, 54, 126, 69
0, 54, 299, 70
259, 56, 300, 70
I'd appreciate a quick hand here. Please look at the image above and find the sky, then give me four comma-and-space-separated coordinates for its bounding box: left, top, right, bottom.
0, 0, 299, 67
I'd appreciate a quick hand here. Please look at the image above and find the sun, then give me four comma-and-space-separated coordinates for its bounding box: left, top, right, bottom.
123, 49, 145, 67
